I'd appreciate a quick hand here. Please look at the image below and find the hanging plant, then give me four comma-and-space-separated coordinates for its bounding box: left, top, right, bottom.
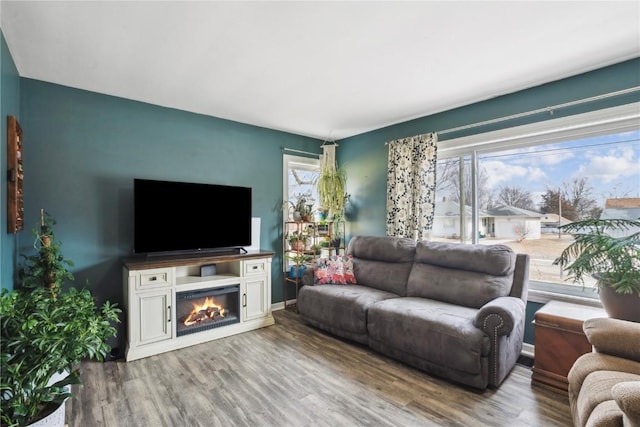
317, 167, 346, 215
317, 144, 347, 217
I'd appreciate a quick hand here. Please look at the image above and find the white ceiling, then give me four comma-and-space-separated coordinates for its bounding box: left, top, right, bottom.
1, 1, 639, 140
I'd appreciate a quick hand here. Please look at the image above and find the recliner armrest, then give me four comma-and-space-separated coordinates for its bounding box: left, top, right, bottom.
473, 296, 525, 336
612, 381, 640, 425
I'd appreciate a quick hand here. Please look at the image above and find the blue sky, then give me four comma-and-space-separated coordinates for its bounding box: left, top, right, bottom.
479, 130, 640, 209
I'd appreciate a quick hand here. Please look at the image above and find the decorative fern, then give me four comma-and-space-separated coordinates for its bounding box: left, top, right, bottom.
553, 218, 640, 295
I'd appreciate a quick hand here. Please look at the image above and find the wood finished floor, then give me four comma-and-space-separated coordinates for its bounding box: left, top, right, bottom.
67, 308, 573, 427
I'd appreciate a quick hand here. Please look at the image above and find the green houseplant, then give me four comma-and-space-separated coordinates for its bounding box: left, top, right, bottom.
553, 217, 640, 322
287, 230, 309, 251
317, 167, 346, 219
287, 253, 312, 278
0, 211, 121, 427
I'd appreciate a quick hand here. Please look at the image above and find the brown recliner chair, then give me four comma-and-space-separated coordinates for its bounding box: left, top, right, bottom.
568, 317, 640, 427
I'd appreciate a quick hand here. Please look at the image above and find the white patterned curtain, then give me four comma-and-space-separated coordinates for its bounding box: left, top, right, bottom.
386, 132, 438, 240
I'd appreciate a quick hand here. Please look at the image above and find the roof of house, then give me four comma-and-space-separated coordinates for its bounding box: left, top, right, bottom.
433, 201, 491, 218
485, 205, 543, 218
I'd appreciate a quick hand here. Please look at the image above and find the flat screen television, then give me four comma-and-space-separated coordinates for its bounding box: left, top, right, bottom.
134, 178, 252, 255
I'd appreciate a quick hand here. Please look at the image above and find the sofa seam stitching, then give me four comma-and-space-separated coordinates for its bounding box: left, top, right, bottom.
484, 313, 504, 386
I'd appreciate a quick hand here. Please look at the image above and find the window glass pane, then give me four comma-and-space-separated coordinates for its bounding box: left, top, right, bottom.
287, 167, 319, 210
434, 155, 473, 243
475, 130, 639, 288
283, 155, 320, 271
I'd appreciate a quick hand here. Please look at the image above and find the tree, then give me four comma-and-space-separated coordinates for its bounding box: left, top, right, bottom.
540, 188, 577, 220
436, 158, 494, 210
496, 186, 535, 210
566, 177, 599, 220
539, 177, 600, 221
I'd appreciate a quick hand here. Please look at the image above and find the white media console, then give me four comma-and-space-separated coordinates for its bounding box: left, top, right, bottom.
122, 250, 274, 361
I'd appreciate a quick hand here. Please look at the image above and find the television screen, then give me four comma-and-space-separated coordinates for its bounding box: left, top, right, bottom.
134, 178, 252, 255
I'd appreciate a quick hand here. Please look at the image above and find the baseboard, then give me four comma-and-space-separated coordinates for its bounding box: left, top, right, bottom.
272, 302, 286, 311
522, 343, 534, 359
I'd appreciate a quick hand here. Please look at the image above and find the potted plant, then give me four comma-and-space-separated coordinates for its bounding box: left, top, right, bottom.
0, 211, 121, 427
553, 217, 640, 322
287, 230, 309, 251
294, 192, 314, 222
317, 167, 346, 219
287, 253, 312, 278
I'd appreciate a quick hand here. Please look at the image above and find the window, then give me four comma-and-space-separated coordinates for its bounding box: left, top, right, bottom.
434, 103, 640, 299
283, 154, 320, 271
283, 154, 320, 211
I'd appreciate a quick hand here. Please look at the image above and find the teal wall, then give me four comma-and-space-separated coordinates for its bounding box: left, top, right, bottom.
18, 79, 322, 348
1, 30, 21, 291
338, 58, 640, 344
339, 58, 640, 239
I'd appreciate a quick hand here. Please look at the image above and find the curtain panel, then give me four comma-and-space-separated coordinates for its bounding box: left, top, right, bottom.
386, 132, 438, 240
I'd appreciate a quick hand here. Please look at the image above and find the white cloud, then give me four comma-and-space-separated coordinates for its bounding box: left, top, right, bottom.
538, 151, 575, 166
482, 160, 547, 188
575, 152, 639, 183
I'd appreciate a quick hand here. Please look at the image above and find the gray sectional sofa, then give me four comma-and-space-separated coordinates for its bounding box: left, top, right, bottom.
297, 235, 529, 390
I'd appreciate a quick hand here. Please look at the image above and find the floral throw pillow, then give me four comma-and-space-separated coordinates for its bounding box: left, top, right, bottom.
313, 255, 357, 285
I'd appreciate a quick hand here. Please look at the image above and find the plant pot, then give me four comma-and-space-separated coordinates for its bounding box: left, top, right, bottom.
289, 241, 305, 251
289, 265, 307, 278
28, 370, 70, 427
599, 285, 640, 323
28, 401, 66, 427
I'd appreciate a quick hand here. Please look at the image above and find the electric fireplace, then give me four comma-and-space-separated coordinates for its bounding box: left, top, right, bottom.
176, 285, 240, 337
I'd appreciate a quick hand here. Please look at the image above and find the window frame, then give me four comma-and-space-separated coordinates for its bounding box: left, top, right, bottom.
282, 154, 321, 205
435, 103, 640, 305
282, 153, 321, 272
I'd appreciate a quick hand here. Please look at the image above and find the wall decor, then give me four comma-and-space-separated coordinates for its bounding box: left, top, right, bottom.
7, 115, 24, 233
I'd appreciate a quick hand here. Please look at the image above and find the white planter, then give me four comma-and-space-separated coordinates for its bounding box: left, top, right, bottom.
28, 371, 69, 427
28, 401, 65, 427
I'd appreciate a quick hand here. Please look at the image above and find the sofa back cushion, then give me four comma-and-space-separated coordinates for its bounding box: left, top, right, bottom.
407, 241, 516, 308
347, 236, 416, 296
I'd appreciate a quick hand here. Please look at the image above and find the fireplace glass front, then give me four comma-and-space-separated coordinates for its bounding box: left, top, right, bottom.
176, 285, 240, 337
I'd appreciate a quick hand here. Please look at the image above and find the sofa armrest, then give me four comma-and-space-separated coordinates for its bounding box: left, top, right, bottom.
473, 296, 525, 336
612, 381, 640, 425
301, 268, 315, 286
584, 317, 640, 362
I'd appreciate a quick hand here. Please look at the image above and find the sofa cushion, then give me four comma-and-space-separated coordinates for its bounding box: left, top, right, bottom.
407, 241, 516, 308
577, 370, 640, 427
347, 236, 416, 296
297, 284, 399, 337
367, 297, 490, 375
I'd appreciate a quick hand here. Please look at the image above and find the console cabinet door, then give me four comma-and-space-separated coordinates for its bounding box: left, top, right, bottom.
244, 277, 267, 321
138, 290, 173, 345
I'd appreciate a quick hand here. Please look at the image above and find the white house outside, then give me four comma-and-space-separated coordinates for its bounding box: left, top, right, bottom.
432, 201, 543, 241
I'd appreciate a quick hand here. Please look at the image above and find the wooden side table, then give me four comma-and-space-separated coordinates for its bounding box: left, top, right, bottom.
531, 300, 606, 393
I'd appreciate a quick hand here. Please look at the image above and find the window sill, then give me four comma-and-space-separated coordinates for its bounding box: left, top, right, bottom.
527, 280, 602, 307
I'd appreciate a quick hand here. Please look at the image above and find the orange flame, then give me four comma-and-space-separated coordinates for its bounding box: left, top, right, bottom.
183, 296, 227, 326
